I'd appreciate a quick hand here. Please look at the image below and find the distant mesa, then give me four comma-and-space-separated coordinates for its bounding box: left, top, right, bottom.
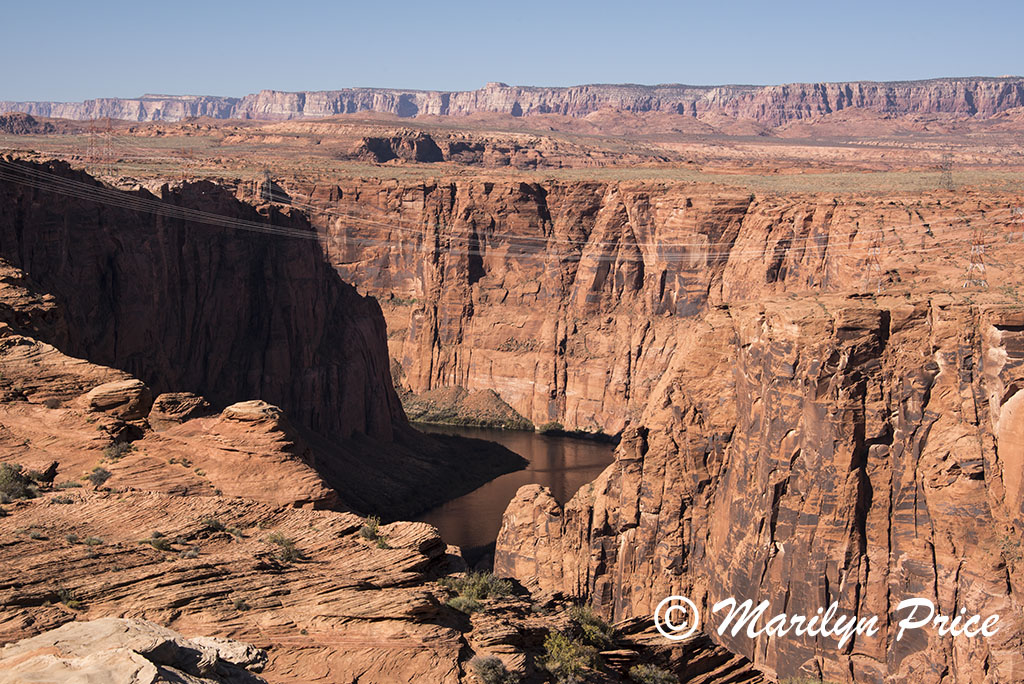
2, 76, 1023, 126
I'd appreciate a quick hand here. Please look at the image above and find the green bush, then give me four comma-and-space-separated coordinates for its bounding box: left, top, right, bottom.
51, 495, 74, 505
447, 595, 482, 614
629, 664, 678, 684
57, 587, 82, 611
541, 632, 598, 684
469, 654, 518, 684
440, 572, 513, 614
359, 515, 381, 540
83, 537, 103, 546
233, 597, 251, 611
143, 535, 172, 551
568, 604, 613, 649
537, 421, 564, 434
266, 532, 302, 562
201, 517, 226, 532
56, 481, 82, 489
87, 467, 111, 487
181, 545, 200, 559
65, 534, 79, 544
102, 442, 133, 461
0, 463, 37, 500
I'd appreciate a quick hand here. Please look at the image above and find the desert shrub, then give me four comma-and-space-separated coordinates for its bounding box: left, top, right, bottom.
359, 515, 381, 540
201, 517, 226, 532
57, 587, 82, 610
83, 536, 103, 546
143, 535, 172, 551
226, 526, 244, 537
537, 421, 564, 434
42, 397, 62, 409
440, 572, 512, 614
0, 463, 37, 500
541, 632, 598, 684
375, 537, 391, 549
447, 595, 482, 614
65, 533, 79, 544
233, 596, 251, 611
28, 530, 46, 540
87, 467, 111, 487
568, 604, 614, 649
469, 654, 518, 684
51, 495, 74, 505
102, 442, 133, 461
266, 532, 302, 562
56, 481, 82, 489
181, 545, 200, 558
440, 572, 513, 601
629, 664, 678, 684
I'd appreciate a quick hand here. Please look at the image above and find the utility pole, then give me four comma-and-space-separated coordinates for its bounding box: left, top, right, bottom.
864, 218, 885, 293
261, 169, 274, 202
962, 217, 988, 289
938, 153, 955, 191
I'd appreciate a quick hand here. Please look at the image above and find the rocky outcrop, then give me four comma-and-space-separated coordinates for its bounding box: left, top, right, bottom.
0, 112, 54, 134
0, 157, 403, 442
0, 618, 268, 684
4, 77, 1023, 126
495, 299, 1024, 682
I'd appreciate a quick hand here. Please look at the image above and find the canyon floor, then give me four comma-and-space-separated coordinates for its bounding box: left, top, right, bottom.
1, 99, 1023, 683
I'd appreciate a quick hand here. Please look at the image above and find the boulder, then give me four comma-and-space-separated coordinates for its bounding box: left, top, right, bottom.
85, 379, 153, 421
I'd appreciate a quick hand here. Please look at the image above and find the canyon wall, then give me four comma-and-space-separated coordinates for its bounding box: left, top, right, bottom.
0, 157, 404, 442
272, 176, 1018, 436
3, 77, 1024, 125
493, 297, 1024, 683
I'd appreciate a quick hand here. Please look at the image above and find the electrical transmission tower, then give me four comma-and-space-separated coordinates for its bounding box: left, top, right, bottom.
261, 169, 274, 202
962, 218, 988, 289
938, 153, 955, 191
863, 219, 885, 293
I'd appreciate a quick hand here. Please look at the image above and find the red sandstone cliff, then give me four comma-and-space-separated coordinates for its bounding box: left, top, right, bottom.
493, 298, 1024, 682
269, 176, 1020, 439
0, 158, 524, 518
3, 77, 1023, 126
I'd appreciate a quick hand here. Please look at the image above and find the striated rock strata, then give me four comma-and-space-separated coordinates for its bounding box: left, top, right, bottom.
495, 298, 1024, 682
3, 77, 1024, 126
266, 175, 1020, 437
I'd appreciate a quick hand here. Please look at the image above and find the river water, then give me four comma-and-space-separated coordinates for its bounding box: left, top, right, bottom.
414, 424, 615, 559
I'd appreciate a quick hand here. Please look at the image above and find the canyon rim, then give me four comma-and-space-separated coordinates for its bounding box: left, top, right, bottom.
2, 7, 1024, 683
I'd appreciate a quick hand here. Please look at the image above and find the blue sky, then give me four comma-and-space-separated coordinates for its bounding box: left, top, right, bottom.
2, 0, 1020, 101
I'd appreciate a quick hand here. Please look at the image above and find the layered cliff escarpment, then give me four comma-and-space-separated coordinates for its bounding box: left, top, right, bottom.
266, 175, 1019, 438
0, 158, 523, 517
494, 298, 1024, 682
3, 77, 1023, 126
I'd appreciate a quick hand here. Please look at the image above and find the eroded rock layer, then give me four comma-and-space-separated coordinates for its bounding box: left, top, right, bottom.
269, 175, 1020, 438
3, 77, 1023, 126
0, 157, 403, 442
495, 298, 1024, 683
